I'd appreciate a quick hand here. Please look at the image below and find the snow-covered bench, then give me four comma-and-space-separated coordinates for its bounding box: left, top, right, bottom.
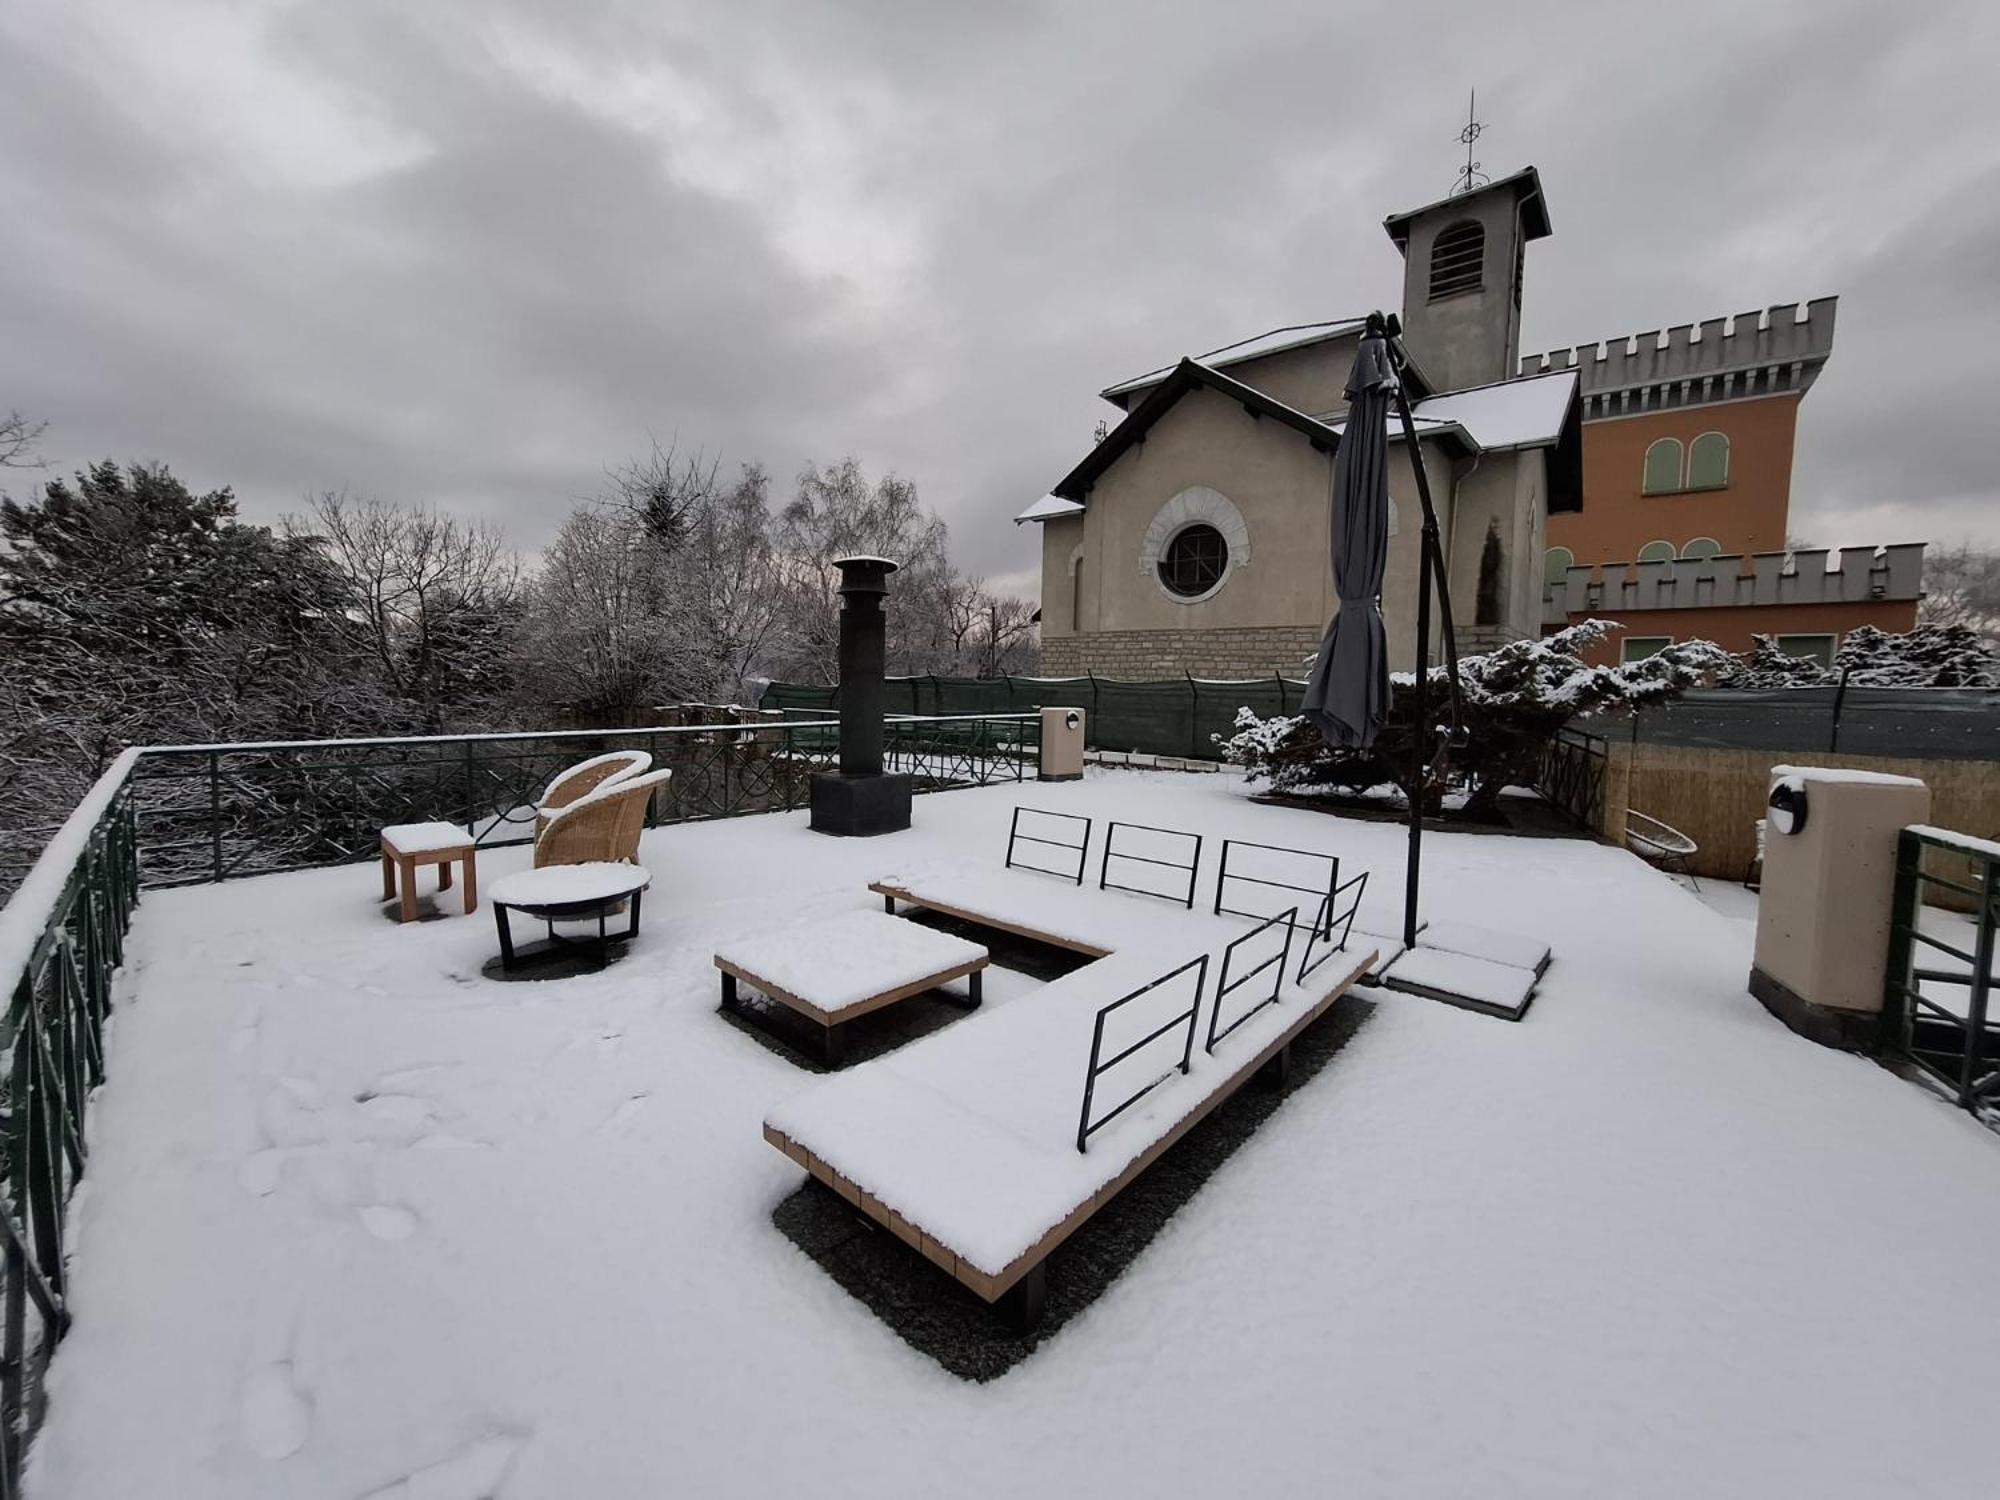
765, 926, 1377, 1326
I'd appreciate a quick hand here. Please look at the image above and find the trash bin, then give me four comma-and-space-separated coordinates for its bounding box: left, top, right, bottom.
1038, 707, 1085, 782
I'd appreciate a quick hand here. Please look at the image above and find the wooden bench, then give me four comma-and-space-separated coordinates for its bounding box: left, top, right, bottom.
716, 911, 988, 1065
765, 922, 1375, 1327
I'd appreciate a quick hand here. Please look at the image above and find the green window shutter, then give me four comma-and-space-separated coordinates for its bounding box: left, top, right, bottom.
1543, 546, 1574, 585
1687, 432, 1730, 489
1637, 540, 1676, 564
1642, 438, 1683, 495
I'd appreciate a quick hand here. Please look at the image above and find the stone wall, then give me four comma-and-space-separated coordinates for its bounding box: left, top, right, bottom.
1040, 626, 1322, 680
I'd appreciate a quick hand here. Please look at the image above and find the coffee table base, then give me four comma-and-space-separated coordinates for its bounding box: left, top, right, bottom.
495, 891, 643, 972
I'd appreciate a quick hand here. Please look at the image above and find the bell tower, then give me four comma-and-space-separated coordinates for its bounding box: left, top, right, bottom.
1383, 165, 1551, 392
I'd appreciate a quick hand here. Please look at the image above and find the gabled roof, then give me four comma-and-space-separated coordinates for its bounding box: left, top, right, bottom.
1013, 494, 1085, 524
1382, 166, 1552, 251
1043, 359, 1343, 506
1408, 368, 1577, 452
1099, 318, 1366, 405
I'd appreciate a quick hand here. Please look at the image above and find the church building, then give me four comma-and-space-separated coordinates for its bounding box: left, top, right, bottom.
1020, 168, 1923, 678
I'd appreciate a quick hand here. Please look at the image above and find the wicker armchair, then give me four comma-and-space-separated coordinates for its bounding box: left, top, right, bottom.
534, 751, 652, 836
534, 769, 673, 869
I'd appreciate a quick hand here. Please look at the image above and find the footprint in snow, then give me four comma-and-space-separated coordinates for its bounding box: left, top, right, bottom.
238, 1149, 286, 1198
239, 1361, 312, 1460
362, 1431, 528, 1500
359, 1204, 419, 1242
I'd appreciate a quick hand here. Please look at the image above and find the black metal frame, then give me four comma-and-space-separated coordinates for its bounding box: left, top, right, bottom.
1883, 827, 1999, 1117
1098, 820, 1203, 909
493, 890, 645, 972
1213, 838, 1344, 933
1075, 954, 1209, 1153
1296, 871, 1370, 984
1206, 908, 1298, 1054
1005, 806, 1092, 885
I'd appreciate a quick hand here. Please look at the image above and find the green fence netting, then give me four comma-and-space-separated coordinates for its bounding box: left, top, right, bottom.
759, 675, 1310, 760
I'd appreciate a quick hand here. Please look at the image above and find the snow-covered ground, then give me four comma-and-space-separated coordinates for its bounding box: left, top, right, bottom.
29, 771, 2000, 1499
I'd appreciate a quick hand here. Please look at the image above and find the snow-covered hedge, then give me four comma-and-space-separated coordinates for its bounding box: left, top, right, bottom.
1723, 624, 1999, 689
1217, 621, 1733, 815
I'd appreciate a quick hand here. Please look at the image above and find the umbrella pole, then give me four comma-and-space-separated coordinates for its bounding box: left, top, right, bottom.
1385, 360, 1462, 952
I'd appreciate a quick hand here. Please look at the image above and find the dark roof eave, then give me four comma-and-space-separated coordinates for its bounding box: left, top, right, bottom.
1049, 359, 1343, 503
1382, 166, 1552, 250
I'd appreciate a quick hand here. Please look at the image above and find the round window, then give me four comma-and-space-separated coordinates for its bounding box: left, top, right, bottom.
1157, 523, 1228, 598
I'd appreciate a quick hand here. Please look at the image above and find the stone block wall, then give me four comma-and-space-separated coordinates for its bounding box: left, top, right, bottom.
1040, 626, 1322, 680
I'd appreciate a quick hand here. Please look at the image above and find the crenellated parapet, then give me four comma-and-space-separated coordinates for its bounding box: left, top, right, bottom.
1542, 540, 1924, 625
1520, 298, 1836, 419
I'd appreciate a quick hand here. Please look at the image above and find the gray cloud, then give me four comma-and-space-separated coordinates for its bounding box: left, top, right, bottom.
2, 0, 1995, 596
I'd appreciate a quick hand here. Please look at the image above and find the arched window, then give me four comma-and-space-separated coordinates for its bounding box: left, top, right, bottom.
1428, 220, 1485, 300
1543, 546, 1574, 585
1642, 438, 1684, 495
1680, 537, 1723, 561
1637, 539, 1676, 564
1687, 431, 1730, 489
1069, 548, 1085, 633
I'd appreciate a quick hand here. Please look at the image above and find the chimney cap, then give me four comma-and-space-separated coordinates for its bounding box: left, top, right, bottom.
832, 554, 899, 596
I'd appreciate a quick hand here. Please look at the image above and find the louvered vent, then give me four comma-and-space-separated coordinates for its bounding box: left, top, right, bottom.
1428, 220, 1484, 300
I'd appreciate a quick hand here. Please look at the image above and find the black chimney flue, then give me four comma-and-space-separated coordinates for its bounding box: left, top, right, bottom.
809, 555, 914, 836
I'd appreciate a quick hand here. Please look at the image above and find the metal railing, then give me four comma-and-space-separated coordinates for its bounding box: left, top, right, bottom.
0, 709, 1031, 1489
1537, 727, 1608, 832
1207, 909, 1297, 1054
0, 750, 141, 1492
1075, 954, 1209, 1153
1883, 827, 2000, 1118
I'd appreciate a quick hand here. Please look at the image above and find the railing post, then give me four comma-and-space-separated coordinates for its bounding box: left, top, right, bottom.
207, 751, 223, 882
460, 739, 477, 840
1829, 666, 1850, 754
1962, 855, 1996, 1107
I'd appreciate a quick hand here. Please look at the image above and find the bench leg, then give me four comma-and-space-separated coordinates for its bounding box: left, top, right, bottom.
719, 971, 738, 1012
381, 849, 396, 902
882, 893, 896, 914
397, 856, 418, 924
968, 968, 983, 1009
437, 859, 453, 891
823, 1019, 847, 1068
997, 1262, 1047, 1332
461, 851, 477, 914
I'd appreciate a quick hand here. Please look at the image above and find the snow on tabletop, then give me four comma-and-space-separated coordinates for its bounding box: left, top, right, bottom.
714, 911, 985, 1015
488, 861, 650, 906
32, 770, 2000, 1500
1382, 944, 1536, 1013
1906, 824, 2000, 862
1770, 763, 1927, 788
379, 821, 473, 854
766, 942, 1372, 1278
1419, 919, 1550, 973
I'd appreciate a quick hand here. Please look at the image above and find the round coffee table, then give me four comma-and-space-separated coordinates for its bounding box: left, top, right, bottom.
488, 862, 652, 972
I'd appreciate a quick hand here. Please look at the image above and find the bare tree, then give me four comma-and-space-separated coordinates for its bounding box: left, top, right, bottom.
1918, 541, 2000, 645
296, 492, 518, 728
0, 410, 46, 470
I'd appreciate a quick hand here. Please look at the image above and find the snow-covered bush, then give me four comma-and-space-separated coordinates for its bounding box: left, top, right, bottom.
1718, 624, 2000, 689
1217, 621, 1733, 816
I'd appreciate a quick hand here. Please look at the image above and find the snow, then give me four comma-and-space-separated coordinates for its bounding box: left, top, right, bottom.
1100, 318, 1367, 397
27, 771, 2000, 1499
1417, 919, 1551, 974
487, 862, 651, 907
1407, 369, 1578, 451
1013, 493, 1086, 524
1770, 764, 1927, 788
535, 750, 650, 807
1907, 824, 2000, 862
378, 822, 473, 855
0, 748, 139, 990
1381, 945, 1538, 1017
769, 943, 1371, 1277
713, 911, 986, 1015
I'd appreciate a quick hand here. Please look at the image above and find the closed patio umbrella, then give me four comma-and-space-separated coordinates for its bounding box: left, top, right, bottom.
1301, 313, 1399, 750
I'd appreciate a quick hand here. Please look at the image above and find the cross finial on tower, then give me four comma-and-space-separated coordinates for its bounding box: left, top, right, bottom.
1451, 90, 1488, 196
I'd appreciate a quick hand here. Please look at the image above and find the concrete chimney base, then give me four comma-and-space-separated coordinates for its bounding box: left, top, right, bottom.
809, 771, 912, 837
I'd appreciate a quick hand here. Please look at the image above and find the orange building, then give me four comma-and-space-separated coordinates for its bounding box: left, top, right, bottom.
1527, 298, 1923, 665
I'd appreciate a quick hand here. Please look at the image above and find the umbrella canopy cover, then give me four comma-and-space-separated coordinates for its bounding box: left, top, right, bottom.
1302, 324, 1399, 749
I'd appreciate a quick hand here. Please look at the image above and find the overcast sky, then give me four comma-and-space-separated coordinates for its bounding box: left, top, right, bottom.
3, 0, 1996, 597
